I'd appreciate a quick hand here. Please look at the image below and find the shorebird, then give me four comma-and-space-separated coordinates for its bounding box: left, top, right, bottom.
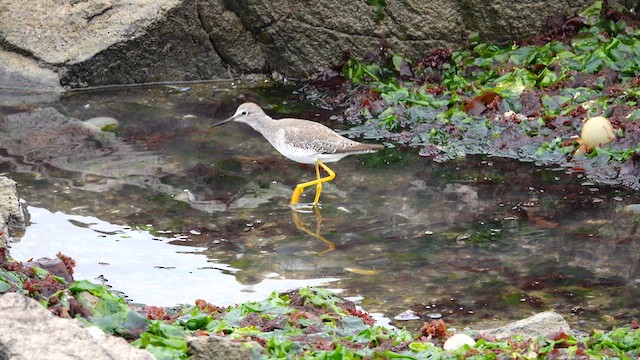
211, 102, 384, 206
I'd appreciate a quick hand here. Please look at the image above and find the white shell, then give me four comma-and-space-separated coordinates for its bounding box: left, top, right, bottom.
581, 116, 614, 149
443, 333, 476, 351
393, 309, 420, 321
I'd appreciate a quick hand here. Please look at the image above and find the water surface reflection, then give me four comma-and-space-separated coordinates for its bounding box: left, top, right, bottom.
1, 82, 639, 331
9, 206, 339, 306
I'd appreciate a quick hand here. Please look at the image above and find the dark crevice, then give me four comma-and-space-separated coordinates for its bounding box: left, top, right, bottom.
86, 5, 113, 23
194, 0, 231, 69
0, 38, 39, 62
0, 38, 63, 74
252, 10, 292, 35
292, 20, 382, 40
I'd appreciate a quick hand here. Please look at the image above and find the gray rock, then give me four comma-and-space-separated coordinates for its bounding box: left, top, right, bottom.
0, 0, 595, 88
0, 0, 228, 88
0, 176, 27, 249
188, 335, 263, 360
0, 50, 62, 92
0, 292, 154, 360
478, 311, 572, 340
60, 0, 231, 88
1, 0, 156, 65
196, 1, 268, 73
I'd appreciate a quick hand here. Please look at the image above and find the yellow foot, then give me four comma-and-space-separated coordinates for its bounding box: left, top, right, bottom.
289, 160, 336, 206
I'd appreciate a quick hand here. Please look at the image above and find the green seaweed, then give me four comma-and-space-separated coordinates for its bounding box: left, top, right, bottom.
340, 1, 640, 167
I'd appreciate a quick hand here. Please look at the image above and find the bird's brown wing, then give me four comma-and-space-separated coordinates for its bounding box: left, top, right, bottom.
277, 119, 385, 155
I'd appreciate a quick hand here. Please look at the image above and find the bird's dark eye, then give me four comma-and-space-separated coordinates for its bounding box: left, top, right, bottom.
241, 111, 248, 115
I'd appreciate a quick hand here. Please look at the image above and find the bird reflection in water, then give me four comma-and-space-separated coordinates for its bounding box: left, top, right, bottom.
291, 207, 335, 256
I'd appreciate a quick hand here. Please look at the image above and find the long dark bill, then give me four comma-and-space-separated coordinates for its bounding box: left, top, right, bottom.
210, 116, 235, 127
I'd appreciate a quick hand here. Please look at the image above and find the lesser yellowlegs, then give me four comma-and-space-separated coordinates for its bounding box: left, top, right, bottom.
211, 102, 384, 206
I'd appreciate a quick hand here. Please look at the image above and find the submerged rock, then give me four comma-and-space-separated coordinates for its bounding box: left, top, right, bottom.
623, 204, 640, 214
0, 107, 178, 192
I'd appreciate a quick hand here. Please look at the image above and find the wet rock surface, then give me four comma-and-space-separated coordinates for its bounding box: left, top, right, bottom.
0, 0, 593, 88
0, 176, 27, 248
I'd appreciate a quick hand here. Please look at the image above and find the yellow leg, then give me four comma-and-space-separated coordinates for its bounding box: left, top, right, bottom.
289, 160, 336, 205
313, 161, 323, 204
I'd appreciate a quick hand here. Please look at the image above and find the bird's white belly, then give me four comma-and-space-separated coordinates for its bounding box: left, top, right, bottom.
271, 140, 350, 164
277, 143, 323, 164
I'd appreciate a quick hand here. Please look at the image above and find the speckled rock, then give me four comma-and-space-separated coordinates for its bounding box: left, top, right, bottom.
0, 292, 154, 360
188, 335, 263, 360
478, 311, 572, 340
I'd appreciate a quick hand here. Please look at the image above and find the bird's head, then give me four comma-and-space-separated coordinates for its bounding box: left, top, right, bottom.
211, 102, 265, 127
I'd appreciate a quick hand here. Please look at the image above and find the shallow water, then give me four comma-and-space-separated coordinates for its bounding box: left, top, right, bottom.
2, 80, 639, 331
9, 206, 339, 306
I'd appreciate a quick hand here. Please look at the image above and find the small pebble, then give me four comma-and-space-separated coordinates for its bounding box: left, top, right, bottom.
84, 116, 119, 131
456, 234, 470, 241
393, 309, 420, 321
